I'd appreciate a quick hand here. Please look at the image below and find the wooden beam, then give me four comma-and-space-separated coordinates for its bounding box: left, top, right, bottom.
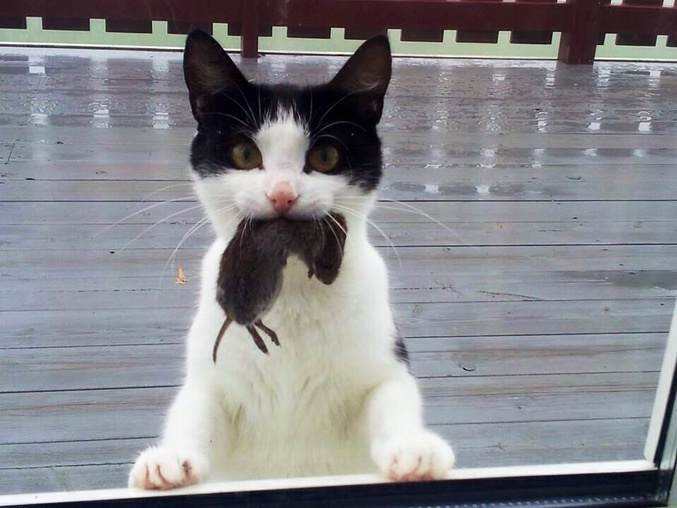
241, 0, 260, 58
558, 0, 604, 65
278, 0, 569, 32
511, 0, 557, 45
0, 0, 243, 23
602, 4, 677, 35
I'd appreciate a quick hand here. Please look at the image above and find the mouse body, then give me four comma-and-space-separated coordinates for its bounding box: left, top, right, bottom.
213, 213, 347, 359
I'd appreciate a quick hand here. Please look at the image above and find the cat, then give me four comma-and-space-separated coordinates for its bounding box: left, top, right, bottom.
128, 29, 455, 490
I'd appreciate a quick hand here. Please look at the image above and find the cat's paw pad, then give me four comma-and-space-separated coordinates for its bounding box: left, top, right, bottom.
128, 446, 208, 490
372, 431, 455, 481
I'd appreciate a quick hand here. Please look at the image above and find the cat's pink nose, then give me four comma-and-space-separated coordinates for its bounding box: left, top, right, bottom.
266, 181, 298, 214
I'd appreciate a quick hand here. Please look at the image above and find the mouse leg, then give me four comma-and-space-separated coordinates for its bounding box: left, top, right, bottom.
254, 320, 280, 347
213, 316, 233, 363
245, 325, 269, 355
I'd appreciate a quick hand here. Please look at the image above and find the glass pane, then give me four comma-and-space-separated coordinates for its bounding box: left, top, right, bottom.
1, 3, 676, 502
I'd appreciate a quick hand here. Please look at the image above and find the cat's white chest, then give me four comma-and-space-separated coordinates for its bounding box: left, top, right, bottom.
211, 255, 382, 418
189, 238, 396, 479
212, 350, 375, 479
219, 339, 366, 446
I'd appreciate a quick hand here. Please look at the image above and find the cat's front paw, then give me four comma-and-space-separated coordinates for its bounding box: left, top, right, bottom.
372, 430, 455, 481
128, 446, 209, 490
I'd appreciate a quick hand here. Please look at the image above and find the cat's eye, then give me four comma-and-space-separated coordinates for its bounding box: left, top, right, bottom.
229, 142, 262, 170
307, 144, 340, 173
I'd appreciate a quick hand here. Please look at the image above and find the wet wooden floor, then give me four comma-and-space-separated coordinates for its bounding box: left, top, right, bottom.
1, 46, 676, 495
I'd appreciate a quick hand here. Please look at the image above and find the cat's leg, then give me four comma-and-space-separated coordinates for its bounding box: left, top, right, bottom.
365, 369, 455, 481
128, 381, 216, 489
130, 240, 228, 490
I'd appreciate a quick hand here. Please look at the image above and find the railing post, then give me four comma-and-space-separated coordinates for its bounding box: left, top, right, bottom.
558, 0, 604, 64
241, 0, 260, 58
668, 2, 677, 47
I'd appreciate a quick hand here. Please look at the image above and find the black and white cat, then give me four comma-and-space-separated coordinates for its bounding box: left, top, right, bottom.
128, 30, 454, 490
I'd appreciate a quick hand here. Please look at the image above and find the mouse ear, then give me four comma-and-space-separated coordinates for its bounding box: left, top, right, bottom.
329, 34, 392, 124
183, 29, 248, 119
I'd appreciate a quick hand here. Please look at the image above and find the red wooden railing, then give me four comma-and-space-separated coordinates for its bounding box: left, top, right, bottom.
1, 0, 676, 63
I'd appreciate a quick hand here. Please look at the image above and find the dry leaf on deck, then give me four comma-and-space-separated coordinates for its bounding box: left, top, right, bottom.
175, 265, 189, 285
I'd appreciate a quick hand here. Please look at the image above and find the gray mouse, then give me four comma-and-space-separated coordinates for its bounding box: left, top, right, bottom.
213, 213, 348, 361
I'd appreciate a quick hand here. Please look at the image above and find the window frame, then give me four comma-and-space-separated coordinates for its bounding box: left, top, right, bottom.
0, 465, 665, 507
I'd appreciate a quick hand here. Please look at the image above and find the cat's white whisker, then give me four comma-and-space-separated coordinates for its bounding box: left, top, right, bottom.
154, 214, 209, 292
203, 111, 252, 132
159, 203, 239, 288
95, 196, 196, 238
140, 183, 194, 202
314, 120, 366, 136
117, 204, 205, 254
315, 134, 350, 159
308, 90, 314, 126
334, 196, 478, 249
313, 91, 357, 132
332, 203, 401, 268
322, 214, 347, 258
377, 198, 480, 250
238, 214, 253, 251
231, 81, 258, 128
160, 215, 210, 284
215, 91, 256, 130
257, 88, 262, 124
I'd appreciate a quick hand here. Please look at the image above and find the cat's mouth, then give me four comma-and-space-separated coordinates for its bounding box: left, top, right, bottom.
246, 198, 331, 222
247, 209, 330, 223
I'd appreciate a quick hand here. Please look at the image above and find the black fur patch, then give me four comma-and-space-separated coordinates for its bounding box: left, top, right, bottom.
190, 83, 384, 192
394, 332, 410, 367
184, 30, 390, 192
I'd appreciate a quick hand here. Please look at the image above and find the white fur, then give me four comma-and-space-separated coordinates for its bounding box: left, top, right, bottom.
129, 111, 455, 489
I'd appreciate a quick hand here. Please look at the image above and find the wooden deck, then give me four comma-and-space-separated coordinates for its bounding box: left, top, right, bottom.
1, 47, 676, 496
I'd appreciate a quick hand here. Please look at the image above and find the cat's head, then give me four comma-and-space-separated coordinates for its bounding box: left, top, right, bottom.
183, 30, 391, 239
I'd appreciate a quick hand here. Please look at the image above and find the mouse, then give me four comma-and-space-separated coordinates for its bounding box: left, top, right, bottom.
213, 213, 347, 361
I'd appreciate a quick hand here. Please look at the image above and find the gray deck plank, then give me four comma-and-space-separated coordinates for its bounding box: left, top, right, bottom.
0, 373, 656, 445
1, 46, 676, 496
1, 266, 675, 312
0, 464, 133, 496
8, 140, 677, 167
3, 245, 676, 278
3, 160, 677, 184
4, 200, 677, 226
3, 126, 677, 151
1, 418, 649, 472
0, 417, 649, 493
1, 271, 674, 312
2, 220, 675, 250
2, 333, 664, 393
1, 299, 672, 349
4, 166, 677, 201
0, 268, 677, 300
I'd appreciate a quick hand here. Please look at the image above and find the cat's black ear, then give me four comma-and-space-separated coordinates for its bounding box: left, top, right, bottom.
329, 34, 392, 124
183, 29, 248, 119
